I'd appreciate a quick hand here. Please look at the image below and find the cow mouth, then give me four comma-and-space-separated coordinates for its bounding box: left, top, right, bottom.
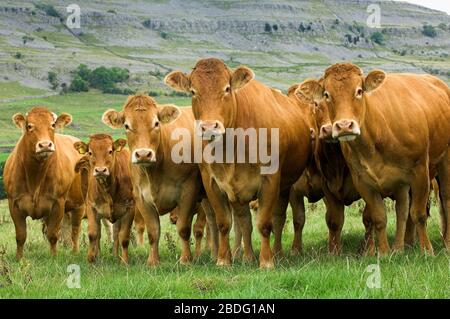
36, 150, 55, 158
337, 133, 358, 142
132, 160, 156, 167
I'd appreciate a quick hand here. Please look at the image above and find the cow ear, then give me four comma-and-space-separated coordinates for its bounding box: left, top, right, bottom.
157, 104, 181, 124
12, 113, 26, 129
102, 109, 125, 129
287, 83, 299, 97
296, 79, 324, 104
55, 113, 72, 129
74, 141, 88, 155
75, 155, 90, 173
113, 139, 127, 152
231, 66, 254, 90
364, 70, 386, 92
164, 71, 190, 92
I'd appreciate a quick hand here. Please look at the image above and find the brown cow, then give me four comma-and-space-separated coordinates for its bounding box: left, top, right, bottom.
74, 134, 135, 263
298, 63, 450, 254
102, 95, 218, 265
3, 107, 85, 258
165, 58, 312, 268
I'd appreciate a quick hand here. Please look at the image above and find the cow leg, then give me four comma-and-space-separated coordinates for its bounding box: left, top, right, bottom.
392, 187, 409, 252
323, 193, 345, 255
201, 175, 232, 266
136, 198, 160, 266
133, 208, 145, 246
87, 207, 100, 262
410, 165, 433, 255
69, 206, 84, 253
289, 189, 305, 255
436, 152, 450, 250
113, 220, 121, 257
231, 202, 254, 263
201, 199, 218, 259
231, 209, 243, 259
404, 213, 416, 247
118, 208, 134, 264
257, 174, 280, 269
102, 218, 114, 243
60, 213, 72, 247
360, 204, 375, 256
9, 200, 27, 259
175, 200, 195, 265
272, 193, 289, 258
193, 205, 207, 258
46, 200, 64, 256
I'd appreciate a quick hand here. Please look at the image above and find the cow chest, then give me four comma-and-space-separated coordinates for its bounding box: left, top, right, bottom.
15, 194, 56, 220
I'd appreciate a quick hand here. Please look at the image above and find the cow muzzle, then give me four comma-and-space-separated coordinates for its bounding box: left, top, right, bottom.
198, 120, 225, 141
332, 119, 360, 141
132, 148, 156, 165
93, 167, 110, 178
35, 140, 55, 158
319, 124, 334, 142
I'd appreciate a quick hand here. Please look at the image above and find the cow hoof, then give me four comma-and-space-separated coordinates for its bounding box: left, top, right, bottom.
259, 260, 274, 269
290, 247, 302, 256
391, 245, 404, 254
147, 258, 160, 267
216, 258, 231, 267
179, 257, 192, 265
87, 255, 96, 263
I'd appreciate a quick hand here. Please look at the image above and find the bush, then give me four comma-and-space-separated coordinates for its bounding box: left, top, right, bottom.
370, 31, 384, 45
14, 52, 23, 59
74, 64, 91, 82
69, 75, 89, 92
143, 19, 152, 28
48, 71, 58, 90
0, 161, 6, 200
35, 3, 60, 18
438, 23, 447, 30
264, 23, 272, 33
422, 25, 437, 38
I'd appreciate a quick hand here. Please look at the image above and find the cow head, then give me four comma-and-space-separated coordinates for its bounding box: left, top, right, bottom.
295, 79, 335, 143
12, 107, 72, 160
297, 63, 386, 142
74, 134, 126, 180
102, 95, 180, 166
164, 58, 254, 140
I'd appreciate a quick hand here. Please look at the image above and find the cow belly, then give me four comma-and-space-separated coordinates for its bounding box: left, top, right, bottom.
16, 194, 55, 220
214, 175, 260, 204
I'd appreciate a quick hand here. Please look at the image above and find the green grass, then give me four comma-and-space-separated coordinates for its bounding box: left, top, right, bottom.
0, 82, 48, 100
0, 199, 448, 298
0, 91, 191, 149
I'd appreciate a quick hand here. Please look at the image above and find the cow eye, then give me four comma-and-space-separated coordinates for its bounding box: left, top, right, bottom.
109, 150, 113, 155
324, 92, 330, 100
88, 151, 92, 156
154, 121, 160, 128
51, 123, 56, 129
190, 90, 196, 96
26, 124, 33, 131
225, 86, 231, 93
124, 124, 130, 130
356, 88, 363, 97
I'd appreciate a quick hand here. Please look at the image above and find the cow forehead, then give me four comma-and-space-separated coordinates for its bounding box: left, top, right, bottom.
323, 63, 363, 91
190, 59, 231, 89
123, 95, 158, 117
26, 108, 53, 123
89, 136, 113, 151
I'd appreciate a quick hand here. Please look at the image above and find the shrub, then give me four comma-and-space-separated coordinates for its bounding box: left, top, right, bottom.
370, 32, 384, 45
160, 32, 168, 39
438, 23, 447, 30
13, 52, 23, 59
143, 19, 152, 28
69, 75, 89, 92
0, 161, 6, 200
74, 64, 91, 81
48, 71, 58, 90
272, 24, 278, 31
298, 23, 305, 32
35, 3, 60, 18
264, 23, 272, 33
422, 25, 437, 38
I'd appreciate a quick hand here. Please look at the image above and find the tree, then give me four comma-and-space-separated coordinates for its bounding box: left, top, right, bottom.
74, 64, 91, 81
69, 75, 89, 92
422, 25, 437, 38
48, 71, 58, 90
370, 31, 384, 45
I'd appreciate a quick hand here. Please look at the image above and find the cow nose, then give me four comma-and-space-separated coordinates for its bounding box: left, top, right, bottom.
198, 120, 225, 139
133, 148, 155, 164
319, 124, 332, 139
94, 167, 109, 176
332, 119, 361, 140
36, 140, 54, 153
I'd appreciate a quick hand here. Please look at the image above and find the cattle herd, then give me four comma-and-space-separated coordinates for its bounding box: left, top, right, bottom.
3, 59, 450, 269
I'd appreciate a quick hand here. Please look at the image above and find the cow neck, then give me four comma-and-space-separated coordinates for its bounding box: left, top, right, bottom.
91, 164, 118, 200
16, 137, 56, 204
316, 141, 346, 187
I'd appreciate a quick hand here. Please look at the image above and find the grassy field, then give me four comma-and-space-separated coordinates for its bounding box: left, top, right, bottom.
0, 199, 448, 299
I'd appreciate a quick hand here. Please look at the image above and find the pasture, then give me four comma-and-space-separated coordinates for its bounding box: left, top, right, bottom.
0, 91, 448, 299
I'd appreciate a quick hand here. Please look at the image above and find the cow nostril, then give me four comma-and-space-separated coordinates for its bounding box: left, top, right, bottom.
349, 121, 354, 129
214, 122, 219, 129
147, 151, 153, 158
135, 152, 140, 159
